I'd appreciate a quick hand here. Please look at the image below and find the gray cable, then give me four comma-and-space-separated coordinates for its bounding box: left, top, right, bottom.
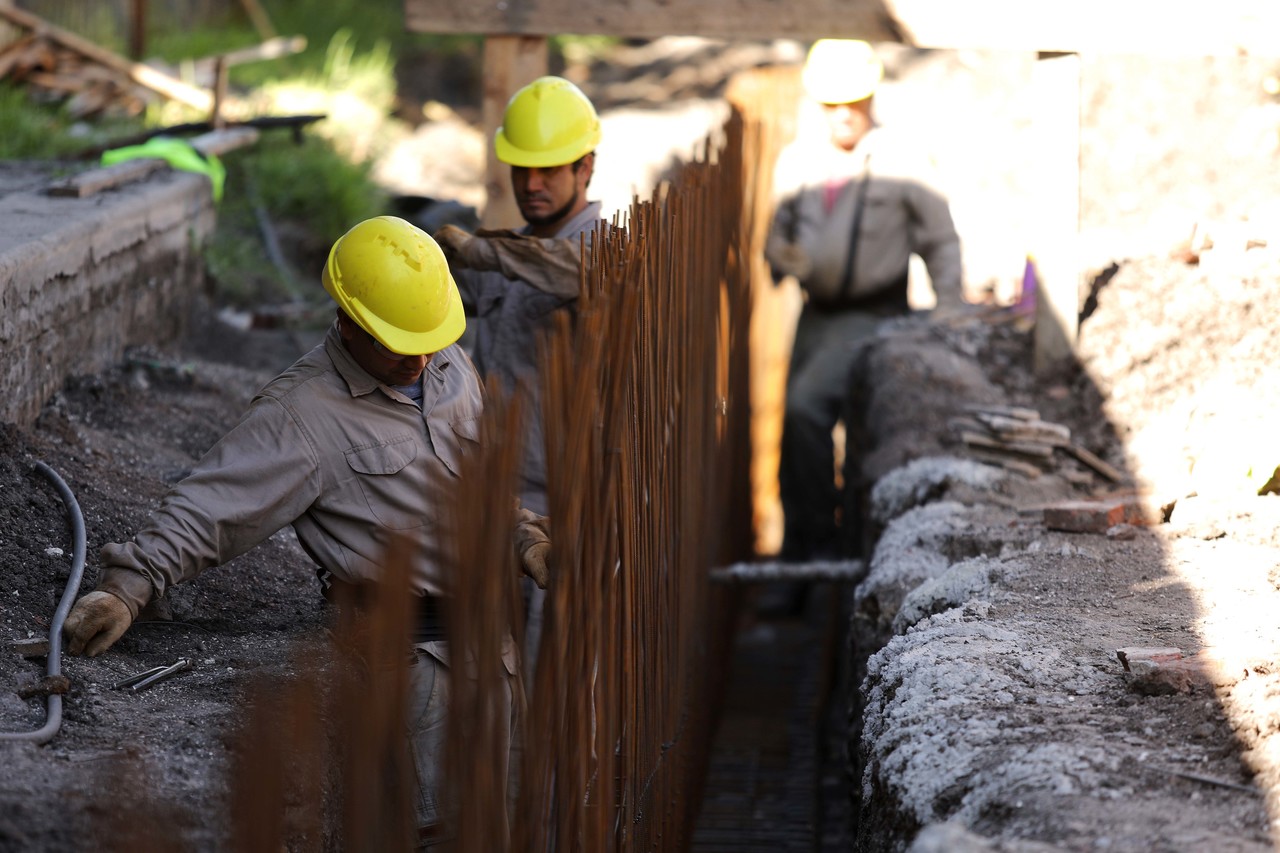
0, 462, 87, 743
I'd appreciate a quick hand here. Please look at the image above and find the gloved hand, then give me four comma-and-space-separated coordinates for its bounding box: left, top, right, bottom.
520, 541, 550, 589
63, 590, 134, 656
768, 242, 812, 282
434, 224, 477, 263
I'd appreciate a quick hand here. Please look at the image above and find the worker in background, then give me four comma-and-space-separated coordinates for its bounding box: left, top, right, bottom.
61, 216, 550, 846
766, 39, 964, 562
433, 75, 606, 670
433, 75, 604, 518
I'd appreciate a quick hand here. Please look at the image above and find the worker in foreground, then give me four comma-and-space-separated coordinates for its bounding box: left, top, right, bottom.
766, 39, 964, 562
433, 75, 606, 669
61, 216, 550, 845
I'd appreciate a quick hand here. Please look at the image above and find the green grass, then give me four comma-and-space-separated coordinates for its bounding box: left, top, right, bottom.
206, 131, 388, 307
0, 84, 143, 158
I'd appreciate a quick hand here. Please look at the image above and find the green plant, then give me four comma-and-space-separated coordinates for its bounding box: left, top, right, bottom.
0, 84, 142, 158
205, 131, 387, 307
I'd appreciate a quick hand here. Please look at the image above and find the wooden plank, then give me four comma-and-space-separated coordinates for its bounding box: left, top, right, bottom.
238, 0, 278, 40
0, 33, 37, 79
46, 158, 166, 198
1031, 52, 1080, 374
211, 35, 306, 68
189, 126, 260, 157
46, 128, 259, 198
407, 0, 902, 42
479, 35, 548, 228
0, 4, 213, 111
405, 0, 1280, 56
1062, 442, 1126, 484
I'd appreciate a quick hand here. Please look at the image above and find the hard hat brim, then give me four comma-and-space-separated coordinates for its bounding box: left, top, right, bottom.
323, 267, 467, 357
494, 127, 599, 168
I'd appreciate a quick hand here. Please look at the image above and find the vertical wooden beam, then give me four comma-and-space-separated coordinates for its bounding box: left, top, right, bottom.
1031, 51, 1081, 374
129, 0, 147, 60
211, 56, 228, 128
480, 35, 548, 228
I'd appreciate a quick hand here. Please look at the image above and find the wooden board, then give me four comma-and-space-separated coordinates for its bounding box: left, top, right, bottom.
407, 0, 902, 42
46, 127, 259, 198
0, 4, 213, 110
406, 0, 1280, 56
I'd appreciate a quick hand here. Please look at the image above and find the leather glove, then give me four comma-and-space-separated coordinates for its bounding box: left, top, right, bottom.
434, 224, 477, 263
768, 242, 812, 282
63, 590, 134, 657
521, 541, 550, 589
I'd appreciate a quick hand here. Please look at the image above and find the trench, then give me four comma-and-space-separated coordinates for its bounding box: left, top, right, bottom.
691, 578, 858, 851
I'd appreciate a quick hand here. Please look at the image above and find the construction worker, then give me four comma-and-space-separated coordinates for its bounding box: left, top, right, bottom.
766, 39, 964, 561
433, 76, 604, 672
60, 215, 549, 844
432, 75, 604, 518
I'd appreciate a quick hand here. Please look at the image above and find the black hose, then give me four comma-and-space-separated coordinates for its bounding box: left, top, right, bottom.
0, 462, 88, 744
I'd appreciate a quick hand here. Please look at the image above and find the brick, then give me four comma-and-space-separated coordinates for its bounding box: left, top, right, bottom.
1042, 499, 1155, 533
1043, 500, 1127, 532
1115, 647, 1183, 671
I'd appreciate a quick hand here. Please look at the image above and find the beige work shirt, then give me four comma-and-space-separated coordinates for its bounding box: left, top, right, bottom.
766, 124, 963, 308
97, 323, 496, 617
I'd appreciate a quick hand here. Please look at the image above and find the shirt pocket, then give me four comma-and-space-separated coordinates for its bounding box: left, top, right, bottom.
345, 435, 425, 530
432, 416, 481, 478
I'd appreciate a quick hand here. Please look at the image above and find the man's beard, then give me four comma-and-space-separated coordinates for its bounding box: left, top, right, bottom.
520, 188, 580, 229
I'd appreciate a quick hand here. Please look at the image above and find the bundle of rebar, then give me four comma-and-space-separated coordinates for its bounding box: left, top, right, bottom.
507, 112, 756, 852
106, 88, 761, 853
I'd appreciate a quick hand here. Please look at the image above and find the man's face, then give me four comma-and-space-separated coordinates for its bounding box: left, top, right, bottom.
822, 98, 874, 152
338, 313, 432, 387
511, 155, 593, 235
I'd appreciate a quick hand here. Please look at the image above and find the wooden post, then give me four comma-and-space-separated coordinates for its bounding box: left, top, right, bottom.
480, 35, 548, 228
1031, 51, 1081, 374
211, 56, 228, 128
129, 0, 147, 60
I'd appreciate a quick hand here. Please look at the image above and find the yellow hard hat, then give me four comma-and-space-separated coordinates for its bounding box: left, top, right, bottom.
494, 76, 601, 168
802, 39, 884, 104
322, 216, 465, 356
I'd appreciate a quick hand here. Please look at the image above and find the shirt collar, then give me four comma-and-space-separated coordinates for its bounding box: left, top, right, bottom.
324, 321, 452, 399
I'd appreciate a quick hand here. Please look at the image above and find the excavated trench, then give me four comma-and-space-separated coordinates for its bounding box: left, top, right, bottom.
697, 267, 1280, 852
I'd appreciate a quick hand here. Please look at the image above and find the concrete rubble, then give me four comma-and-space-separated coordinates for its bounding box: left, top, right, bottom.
846, 297, 1280, 850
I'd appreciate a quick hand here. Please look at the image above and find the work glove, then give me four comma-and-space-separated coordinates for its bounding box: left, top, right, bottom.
63, 590, 134, 657
434, 224, 479, 263
521, 541, 550, 589
513, 501, 551, 588
767, 242, 812, 282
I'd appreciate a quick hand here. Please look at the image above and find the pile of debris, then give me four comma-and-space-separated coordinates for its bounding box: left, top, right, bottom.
0, 5, 216, 118
950, 403, 1125, 484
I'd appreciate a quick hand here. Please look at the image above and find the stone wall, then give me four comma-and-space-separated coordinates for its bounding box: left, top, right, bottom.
0, 169, 216, 426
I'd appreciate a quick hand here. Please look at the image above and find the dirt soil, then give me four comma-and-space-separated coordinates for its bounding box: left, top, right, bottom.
2, 37, 1280, 852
